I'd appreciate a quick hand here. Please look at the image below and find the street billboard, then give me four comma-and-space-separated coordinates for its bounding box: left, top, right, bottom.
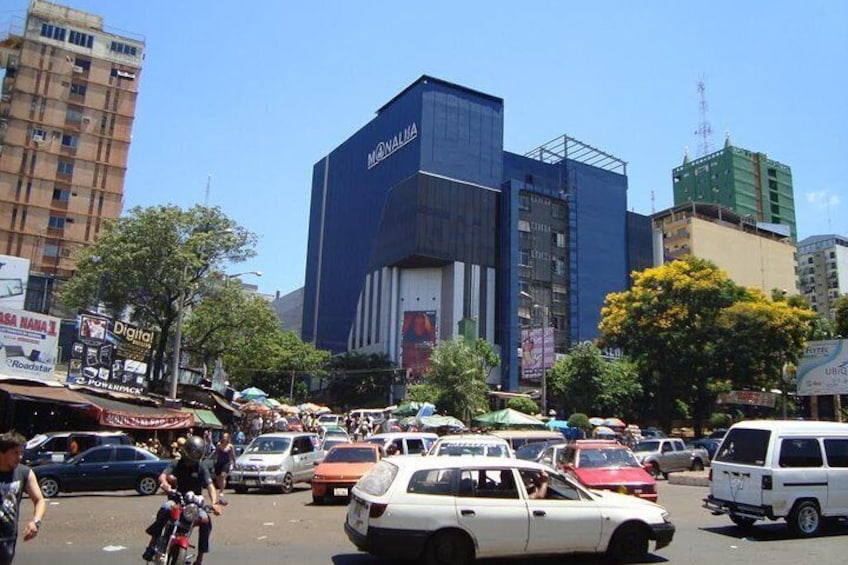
521, 326, 555, 382
796, 339, 848, 396
0, 254, 30, 310
66, 312, 156, 396
0, 306, 60, 380
401, 310, 437, 375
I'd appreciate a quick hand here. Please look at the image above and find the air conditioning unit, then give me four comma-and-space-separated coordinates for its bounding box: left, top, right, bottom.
73, 65, 84, 74
32, 133, 45, 143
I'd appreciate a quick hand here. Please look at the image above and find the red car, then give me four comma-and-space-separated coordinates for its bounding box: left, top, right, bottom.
555, 440, 657, 502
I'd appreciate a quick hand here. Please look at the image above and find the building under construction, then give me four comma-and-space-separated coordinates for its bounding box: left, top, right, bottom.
0, 0, 144, 312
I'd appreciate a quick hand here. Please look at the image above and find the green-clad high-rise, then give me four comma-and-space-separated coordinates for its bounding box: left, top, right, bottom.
672, 136, 796, 240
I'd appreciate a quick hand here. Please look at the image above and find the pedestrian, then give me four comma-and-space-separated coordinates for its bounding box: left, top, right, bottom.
213, 433, 236, 491
233, 427, 246, 445
0, 430, 46, 565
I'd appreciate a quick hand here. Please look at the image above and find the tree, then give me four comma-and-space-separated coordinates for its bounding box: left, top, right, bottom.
325, 353, 399, 410
596, 358, 643, 422
425, 338, 498, 422
567, 413, 591, 434
835, 295, 848, 337
405, 383, 440, 404
506, 397, 539, 415
60, 205, 256, 383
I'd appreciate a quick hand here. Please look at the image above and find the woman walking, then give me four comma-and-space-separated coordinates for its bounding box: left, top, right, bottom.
213, 433, 236, 490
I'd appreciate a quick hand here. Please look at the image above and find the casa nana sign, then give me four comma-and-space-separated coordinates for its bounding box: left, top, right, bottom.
367, 122, 418, 170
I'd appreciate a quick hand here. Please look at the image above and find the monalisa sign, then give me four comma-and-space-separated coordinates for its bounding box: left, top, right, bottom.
367, 122, 418, 169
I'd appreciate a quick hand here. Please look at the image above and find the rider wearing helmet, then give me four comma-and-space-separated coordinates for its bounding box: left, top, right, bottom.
142, 435, 222, 564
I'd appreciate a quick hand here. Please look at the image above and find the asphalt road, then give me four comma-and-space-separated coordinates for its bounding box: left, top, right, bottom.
11, 479, 848, 564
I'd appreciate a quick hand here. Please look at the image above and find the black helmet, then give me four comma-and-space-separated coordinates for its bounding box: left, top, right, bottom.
182, 435, 205, 463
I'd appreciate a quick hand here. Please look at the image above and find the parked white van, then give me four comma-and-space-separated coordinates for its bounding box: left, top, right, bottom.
704, 419, 848, 536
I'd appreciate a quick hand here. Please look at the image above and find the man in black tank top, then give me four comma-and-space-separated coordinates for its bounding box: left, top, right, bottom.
0, 431, 46, 565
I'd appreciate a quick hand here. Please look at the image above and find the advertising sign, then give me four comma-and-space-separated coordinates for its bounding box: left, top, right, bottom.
717, 390, 777, 408
0, 307, 59, 380
521, 327, 555, 382
796, 339, 848, 396
66, 312, 156, 396
401, 310, 437, 375
0, 254, 30, 310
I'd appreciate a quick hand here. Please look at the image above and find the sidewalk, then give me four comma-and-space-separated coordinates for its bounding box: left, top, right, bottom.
667, 469, 709, 487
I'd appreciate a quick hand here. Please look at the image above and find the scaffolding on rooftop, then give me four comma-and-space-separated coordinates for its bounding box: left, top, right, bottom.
524, 134, 627, 175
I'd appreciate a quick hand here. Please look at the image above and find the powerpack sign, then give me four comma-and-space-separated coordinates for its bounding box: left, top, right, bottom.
796, 339, 848, 396
0, 307, 59, 380
66, 312, 156, 396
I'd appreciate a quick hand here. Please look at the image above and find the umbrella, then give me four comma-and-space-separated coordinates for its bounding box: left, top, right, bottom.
593, 426, 616, 437
588, 417, 605, 427
279, 404, 300, 415
419, 415, 467, 432
314, 406, 331, 415
603, 417, 626, 428
471, 408, 546, 429
392, 401, 423, 418
263, 398, 282, 409
546, 419, 572, 431
240, 387, 268, 400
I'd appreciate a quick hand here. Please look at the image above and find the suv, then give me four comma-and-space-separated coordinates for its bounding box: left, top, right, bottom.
23, 431, 132, 466
345, 456, 675, 563
427, 434, 514, 458
229, 432, 322, 494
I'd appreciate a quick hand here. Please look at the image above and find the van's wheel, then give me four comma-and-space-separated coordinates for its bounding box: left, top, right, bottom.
788, 500, 822, 537
136, 475, 159, 496
422, 530, 473, 565
38, 477, 60, 498
607, 522, 649, 563
233, 485, 248, 494
690, 458, 705, 472
730, 514, 756, 529
280, 472, 294, 494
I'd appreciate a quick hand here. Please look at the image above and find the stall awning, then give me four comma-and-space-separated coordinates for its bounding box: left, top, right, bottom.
77, 393, 194, 430
182, 408, 224, 429
0, 383, 95, 408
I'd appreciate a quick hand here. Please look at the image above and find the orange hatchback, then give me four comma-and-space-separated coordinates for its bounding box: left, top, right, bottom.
311, 443, 382, 504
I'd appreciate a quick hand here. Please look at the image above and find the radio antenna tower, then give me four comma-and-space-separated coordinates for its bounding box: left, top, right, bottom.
695, 79, 713, 156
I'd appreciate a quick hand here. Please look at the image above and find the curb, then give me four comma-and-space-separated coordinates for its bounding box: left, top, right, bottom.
667, 472, 709, 487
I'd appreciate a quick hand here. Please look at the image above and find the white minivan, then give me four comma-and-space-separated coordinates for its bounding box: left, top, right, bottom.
229, 432, 323, 494
704, 419, 848, 536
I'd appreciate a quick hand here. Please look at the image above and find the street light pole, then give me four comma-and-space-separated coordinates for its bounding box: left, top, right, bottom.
169, 264, 187, 401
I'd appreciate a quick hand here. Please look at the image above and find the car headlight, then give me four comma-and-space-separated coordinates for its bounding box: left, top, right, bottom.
265, 465, 280, 472
661, 511, 671, 524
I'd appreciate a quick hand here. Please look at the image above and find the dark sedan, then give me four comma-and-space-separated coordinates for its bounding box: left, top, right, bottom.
33, 445, 172, 498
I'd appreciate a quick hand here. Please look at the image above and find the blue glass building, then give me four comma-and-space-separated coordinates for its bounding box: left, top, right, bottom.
303, 76, 640, 391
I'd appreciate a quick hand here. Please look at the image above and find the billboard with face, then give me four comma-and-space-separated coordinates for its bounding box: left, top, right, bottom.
401, 311, 437, 375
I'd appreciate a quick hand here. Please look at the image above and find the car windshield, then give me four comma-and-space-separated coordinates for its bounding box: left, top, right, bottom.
516, 442, 548, 461
324, 447, 378, 463
633, 441, 660, 452
437, 443, 508, 457
577, 448, 640, 468
245, 437, 291, 454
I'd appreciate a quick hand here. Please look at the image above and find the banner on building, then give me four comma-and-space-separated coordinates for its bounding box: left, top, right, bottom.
717, 390, 777, 408
401, 310, 437, 376
0, 307, 59, 380
521, 327, 554, 382
0, 255, 30, 311
796, 339, 848, 396
66, 312, 156, 396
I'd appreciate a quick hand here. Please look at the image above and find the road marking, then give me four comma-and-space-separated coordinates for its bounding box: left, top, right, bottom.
263, 522, 275, 526
102, 545, 126, 552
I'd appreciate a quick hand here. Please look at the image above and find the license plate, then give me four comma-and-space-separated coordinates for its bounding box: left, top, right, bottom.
245, 479, 259, 486
334, 487, 349, 497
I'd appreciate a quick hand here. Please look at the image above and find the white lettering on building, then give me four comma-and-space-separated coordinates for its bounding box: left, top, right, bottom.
367, 123, 418, 170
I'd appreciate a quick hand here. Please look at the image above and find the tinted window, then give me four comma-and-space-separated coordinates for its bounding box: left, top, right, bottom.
406, 439, 425, 454
824, 439, 848, 467
459, 469, 519, 499
324, 447, 378, 463
42, 437, 68, 451
114, 447, 137, 462
78, 448, 111, 464
715, 429, 771, 466
295, 437, 314, 453
101, 436, 128, 446
407, 468, 457, 496
245, 438, 290, 454
779, 438, 823, 468
358, 461, 398, 496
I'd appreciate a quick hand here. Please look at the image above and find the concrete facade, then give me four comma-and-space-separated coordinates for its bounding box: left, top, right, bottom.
797, 235, 848, 320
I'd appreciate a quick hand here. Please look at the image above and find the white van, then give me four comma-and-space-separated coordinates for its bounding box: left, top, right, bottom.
704, 419, 848, 536
229, 432, 323, 494
366, 432, 438, 456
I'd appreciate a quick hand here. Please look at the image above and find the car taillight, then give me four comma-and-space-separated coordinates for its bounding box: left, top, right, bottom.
369, 503, 387, 519
762, 475, 772, 490
169, 505, 181, 521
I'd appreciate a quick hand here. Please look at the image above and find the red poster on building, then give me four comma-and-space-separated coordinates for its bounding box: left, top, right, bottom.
401, 311, 437, 375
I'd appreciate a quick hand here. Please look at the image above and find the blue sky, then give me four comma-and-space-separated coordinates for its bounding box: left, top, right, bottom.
4, 1, 847, 296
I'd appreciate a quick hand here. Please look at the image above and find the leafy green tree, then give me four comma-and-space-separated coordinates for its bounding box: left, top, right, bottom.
405, 383, 441, 404
506, 397, 539, 415
596, 358, 643, 422
325, 353, 399, 410
567, 413, 590, 433
60, 205, 255, 382
548, 342, 605, 415
426, 338, 498, 422
835, 295, 848, 337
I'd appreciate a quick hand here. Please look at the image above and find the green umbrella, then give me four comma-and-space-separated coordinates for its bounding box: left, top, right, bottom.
472, 408, 546, 429
392, 401, 422, 418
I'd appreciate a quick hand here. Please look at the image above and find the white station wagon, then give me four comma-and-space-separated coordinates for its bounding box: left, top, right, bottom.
345, 456, 675, 564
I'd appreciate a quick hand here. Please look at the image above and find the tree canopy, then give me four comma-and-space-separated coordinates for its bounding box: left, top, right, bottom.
425, 338, 499, 422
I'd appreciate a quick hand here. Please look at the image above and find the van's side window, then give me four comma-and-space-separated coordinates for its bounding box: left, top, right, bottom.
406, 439, 424, 454
824, 439, 848, 467
779, 438, 823, 468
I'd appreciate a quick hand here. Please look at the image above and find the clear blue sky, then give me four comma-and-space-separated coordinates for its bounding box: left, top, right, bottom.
4, 1, 847, 296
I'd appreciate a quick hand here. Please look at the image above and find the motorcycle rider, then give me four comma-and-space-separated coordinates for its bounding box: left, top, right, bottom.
142, 436, 222, 564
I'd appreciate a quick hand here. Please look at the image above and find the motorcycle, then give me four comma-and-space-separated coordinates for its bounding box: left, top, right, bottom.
147, 490, 213, 565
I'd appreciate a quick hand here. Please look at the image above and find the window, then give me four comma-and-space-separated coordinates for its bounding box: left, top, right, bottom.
57, 160, 74, 175
78, 448, 111, 464
519, 251, 530, 267
552, 232, 565, 248
74, 57, 91, 71
70, 83, 86, 96
552, 204, 565, 219
40, 23, 66, 41
459, 469, 519, 499
405, 439, 425, 454
768, 167, 777, 177
114, 448, 137, 462
769, 179, 778, 190
48, 215, 67, 229
552, 258, 565, 276
52, 187, 71, 202
31, 128, 46, 141
519, 194, 530, 211
61, 134, 78, 148
110, 41, 138, 57
292, 437, 314, 454
779, 438, 823, 468
518, 219, 530, 232
65, 107, 83, 122
111, 68, 136, 80
824, 439, 848, 467
358, 461, 398, 497
407, 468, 457, 496
771, 203, 780, 215
68, 30, 94, 48
43, 243, 59, 257
715, 428, 770, 466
